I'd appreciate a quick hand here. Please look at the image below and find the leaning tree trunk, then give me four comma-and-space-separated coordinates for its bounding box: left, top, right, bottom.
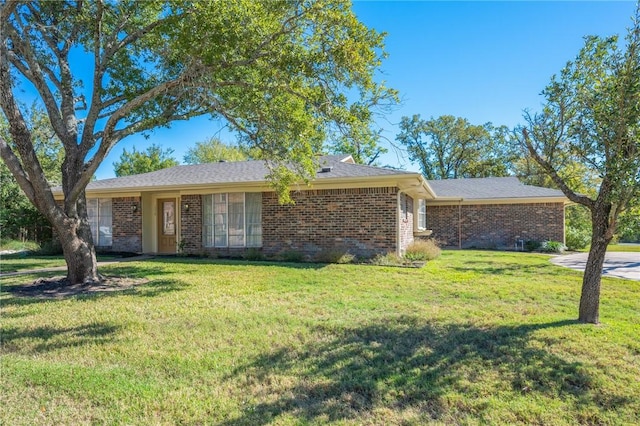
578, 209, 613, 324
53, 215, 100, 285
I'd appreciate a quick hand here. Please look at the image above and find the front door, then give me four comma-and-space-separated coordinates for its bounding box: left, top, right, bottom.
157, 198, 177, 253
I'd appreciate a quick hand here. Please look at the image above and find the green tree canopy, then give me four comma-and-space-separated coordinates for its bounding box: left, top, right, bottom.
396, 115, 516, 180
617, 205, 640, 242
521, 7, 640, 323
183, 137, 248, 164
0, 0, 396, 284
113, 144, 178, 176
328, 126, 388, 165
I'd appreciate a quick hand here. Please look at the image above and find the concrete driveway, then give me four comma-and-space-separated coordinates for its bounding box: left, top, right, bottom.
550, 252, 640, 281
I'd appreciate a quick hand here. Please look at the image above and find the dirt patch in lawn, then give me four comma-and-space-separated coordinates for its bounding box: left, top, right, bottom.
4, 275, 150, 299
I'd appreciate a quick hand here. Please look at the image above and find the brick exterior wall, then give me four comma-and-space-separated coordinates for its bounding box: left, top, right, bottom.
180, 195, 203, 254
399, 193, 414, 253
112, 196, 142, 252
262, 187, 400, 259
426, 202, 565, 249
105, 191, 565, 256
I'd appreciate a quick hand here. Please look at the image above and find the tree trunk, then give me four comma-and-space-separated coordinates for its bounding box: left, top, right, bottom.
578, 209, 613, 324
54, 215, 100, 285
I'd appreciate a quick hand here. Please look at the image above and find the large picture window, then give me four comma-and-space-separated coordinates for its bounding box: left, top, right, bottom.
87, 198, 112, 246
203, 192, 262, 248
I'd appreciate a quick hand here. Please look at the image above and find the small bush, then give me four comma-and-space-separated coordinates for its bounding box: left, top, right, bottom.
315, 249, 355, 264
539, 240, 567, 253
566, 227, 591, 251
281, 250, 305, 263
371, 252, 403, 266
524, 240, 541, 252
177, 239, 188, 256
243, 248, 264, 261
37, 239, 63, 255
404, 239, 441, 262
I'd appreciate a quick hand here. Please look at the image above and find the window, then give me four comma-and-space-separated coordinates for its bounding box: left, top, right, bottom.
245, 192, 262, 247
203, 192, 262, 247
87, 198, 112, 246
417, 199, 427, 230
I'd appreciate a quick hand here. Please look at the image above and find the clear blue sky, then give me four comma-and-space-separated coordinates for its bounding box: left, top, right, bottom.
93, 1, 636, 179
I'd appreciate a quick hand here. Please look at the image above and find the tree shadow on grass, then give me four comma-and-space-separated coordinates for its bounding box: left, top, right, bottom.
1, 273, 189, 311
149, 257, 330, 271
449, 260, 568, 277
0, 259, 64, 274
222, 317, 628, 425
131, 278, 190, 298
1, 322, 120, 354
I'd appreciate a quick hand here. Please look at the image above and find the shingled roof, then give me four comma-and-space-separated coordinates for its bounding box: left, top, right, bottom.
59, 154, 566, 203
427, 176, 566, 200
81, 154, 418, 192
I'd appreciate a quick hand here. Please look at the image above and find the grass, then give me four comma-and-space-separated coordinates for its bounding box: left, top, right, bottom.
607, 244, 640, 253
0, 253, 117, 274
0, 253, 66, 273
1, 251, 639, 425
0, 239, 40, 252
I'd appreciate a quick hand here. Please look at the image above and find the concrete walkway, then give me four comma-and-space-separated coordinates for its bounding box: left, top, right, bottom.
550, 252, 640, 281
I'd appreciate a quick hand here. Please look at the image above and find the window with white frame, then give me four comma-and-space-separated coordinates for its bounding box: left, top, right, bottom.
202, 192, 262, 247
417, 199, 427, 230
87, 198, 112, 246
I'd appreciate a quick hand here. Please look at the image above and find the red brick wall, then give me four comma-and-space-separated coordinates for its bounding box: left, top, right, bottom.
399, 193, 414, 253
426, 202, 565, 249
180, 195, 202, 254
112, 197, 142, 252
262, 187, 399, 258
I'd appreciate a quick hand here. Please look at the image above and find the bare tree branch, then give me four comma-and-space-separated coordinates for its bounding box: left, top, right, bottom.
0, 49, 60, 220
522, 128, 594, 208
3, 23, 67, 139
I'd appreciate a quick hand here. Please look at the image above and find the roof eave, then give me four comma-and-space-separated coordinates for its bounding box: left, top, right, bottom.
426, 196, 570, 206
53, 172, 435, 199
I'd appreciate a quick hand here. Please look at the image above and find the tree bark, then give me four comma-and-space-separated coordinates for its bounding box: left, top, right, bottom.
53, 212, 100, 285
578, 208, 613, 324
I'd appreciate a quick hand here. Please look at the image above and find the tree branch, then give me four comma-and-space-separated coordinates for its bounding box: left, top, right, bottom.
0, 137, 37, 205
522, 128, 594, 208
69, 72, 198, 203
79, 0, 105, 152
0, 46, 60, 220
4, 22, 67, 139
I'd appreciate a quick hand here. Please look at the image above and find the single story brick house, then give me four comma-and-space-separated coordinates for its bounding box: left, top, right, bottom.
53, 155, 568, 257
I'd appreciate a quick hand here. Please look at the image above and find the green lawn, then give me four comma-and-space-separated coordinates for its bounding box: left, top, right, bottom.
1, 251, 639, 425
606, 244, 640, 253
0, 253, 117, 273
0, 239, 40, 252
0, 253, 67, 273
